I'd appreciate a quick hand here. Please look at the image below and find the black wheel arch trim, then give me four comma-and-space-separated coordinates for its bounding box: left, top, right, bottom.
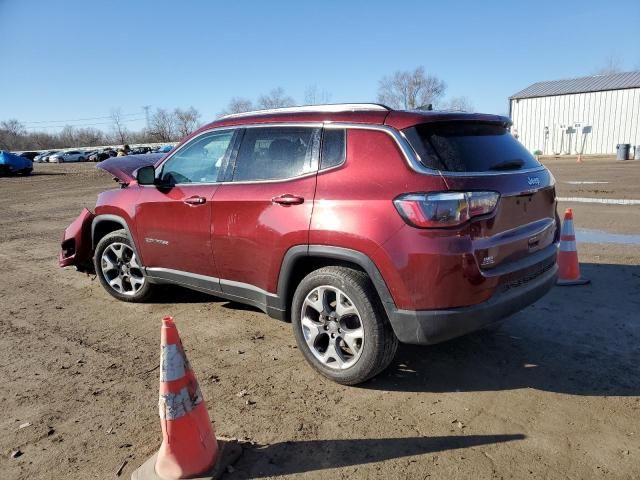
276, 245, 397, 319
91, 214, 141, 257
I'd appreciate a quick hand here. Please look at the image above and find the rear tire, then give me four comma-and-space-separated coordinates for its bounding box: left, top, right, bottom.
291, 266, 398, 385
94, 229, 154, 302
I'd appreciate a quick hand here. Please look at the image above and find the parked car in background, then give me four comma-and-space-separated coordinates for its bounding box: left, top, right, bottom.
89, 149, 117, 162
19, 151, 40, 161
59, 103, 559, 385
151, 145, 173, 153
0, 150, 33, 175
49, 150, 87, 163
34, 150, 59, 163
130, 146, 152, 155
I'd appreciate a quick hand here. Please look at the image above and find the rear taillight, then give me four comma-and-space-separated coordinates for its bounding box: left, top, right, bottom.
393, 191, 500, 228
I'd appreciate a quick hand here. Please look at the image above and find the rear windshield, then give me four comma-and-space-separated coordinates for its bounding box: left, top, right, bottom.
404, 122, 541, 172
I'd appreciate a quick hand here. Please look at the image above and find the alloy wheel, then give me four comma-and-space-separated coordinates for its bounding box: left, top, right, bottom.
100, 242, 145, 296
300, 285, 365, 369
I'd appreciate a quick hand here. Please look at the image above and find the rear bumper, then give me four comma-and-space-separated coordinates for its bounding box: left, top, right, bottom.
388, 253, 558, 345
59, 208, 95, 272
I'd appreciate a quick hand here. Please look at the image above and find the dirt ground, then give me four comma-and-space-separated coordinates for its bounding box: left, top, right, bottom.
1, 159, 639, 479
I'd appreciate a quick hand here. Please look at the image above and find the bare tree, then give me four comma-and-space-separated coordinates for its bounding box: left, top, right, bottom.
594, 55, 623, 75
257, 87, 296, 110
222, 97, 254, 117
304, 85, 332, 105
75, 127, 106, 147
377, 66, 446, 110
58, 125, 78, 147
440, 96, 474, 112
149, 108, 176, 142
0, 119, 26, 150
110, 108, 128, 145
174, 107, 201, 138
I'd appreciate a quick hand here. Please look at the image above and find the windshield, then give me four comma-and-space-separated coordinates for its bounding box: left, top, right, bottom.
404, 122, 541, 172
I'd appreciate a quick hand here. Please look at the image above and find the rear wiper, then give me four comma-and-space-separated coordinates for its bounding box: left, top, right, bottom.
489, 159, 524, 171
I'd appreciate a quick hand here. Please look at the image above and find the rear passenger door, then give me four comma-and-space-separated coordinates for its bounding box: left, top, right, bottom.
211, 125, 321, 297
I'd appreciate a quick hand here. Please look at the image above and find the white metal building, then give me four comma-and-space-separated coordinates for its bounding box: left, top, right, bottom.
509, 71, 640, 155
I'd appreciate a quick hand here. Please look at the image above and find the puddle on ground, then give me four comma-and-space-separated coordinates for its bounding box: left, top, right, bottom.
576, 228, 640, 245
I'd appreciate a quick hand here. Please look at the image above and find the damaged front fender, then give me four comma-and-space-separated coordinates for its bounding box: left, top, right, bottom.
59, 208, 95, 273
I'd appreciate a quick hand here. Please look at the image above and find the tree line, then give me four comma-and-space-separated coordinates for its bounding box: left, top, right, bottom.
1, 66, 474, 151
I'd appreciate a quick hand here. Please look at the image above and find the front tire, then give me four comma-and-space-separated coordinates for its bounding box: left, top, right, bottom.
94, 229, 154, 302
291, 266, 398, 385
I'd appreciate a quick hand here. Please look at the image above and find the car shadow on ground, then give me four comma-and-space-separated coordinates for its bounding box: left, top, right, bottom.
31, 171, 67, 176
230, 434, 525, 478
149, 286, 266, 312
364, 263, 640, 396
147, 285, 223, 304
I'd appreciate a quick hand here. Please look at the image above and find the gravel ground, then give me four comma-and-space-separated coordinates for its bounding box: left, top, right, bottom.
1, 160, 638, 479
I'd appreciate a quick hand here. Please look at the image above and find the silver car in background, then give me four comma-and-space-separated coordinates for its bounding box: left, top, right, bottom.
49, 150, 87, 163
34, 150, 59, 163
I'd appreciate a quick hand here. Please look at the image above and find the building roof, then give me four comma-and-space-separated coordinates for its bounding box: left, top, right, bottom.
510, 71, 640, 99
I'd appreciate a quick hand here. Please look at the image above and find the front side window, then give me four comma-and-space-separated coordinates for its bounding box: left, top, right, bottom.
160, 130, 234, 184
233, 127, 320, 182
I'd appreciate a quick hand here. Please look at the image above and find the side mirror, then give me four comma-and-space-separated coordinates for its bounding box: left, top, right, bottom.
136, 165, 156, 185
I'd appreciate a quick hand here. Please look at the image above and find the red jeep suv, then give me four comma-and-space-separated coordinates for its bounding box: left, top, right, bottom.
60, 104, 559, 384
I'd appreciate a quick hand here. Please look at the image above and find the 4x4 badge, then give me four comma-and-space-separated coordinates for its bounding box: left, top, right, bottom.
527, 177, 541, 186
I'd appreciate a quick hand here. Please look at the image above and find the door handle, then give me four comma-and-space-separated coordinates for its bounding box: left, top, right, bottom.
272, 194, 304, 206
184, 195, 206, 205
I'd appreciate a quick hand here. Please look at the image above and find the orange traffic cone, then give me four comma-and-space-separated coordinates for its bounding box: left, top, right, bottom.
556, 208, 590, 286
132, 316, 241, 480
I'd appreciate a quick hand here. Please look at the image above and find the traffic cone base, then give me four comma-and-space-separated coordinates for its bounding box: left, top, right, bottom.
132, 439, 243, 480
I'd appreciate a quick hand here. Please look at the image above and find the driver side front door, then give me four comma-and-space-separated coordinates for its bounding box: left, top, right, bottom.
134, 129, 237, 280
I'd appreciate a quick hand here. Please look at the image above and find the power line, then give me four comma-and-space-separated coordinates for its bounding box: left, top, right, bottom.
24, 116, 146, 130
21, 111, 144, 125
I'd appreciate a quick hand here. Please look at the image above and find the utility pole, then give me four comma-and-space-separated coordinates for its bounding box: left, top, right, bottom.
143, 105, 151, 130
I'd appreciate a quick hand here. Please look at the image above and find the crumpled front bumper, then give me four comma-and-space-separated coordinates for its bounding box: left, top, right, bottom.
59, 208, 95, 272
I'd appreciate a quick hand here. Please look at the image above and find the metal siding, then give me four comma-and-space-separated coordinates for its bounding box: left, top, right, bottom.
510, 88, 639, 154
583, 91, 592, 154
552, 95, 560, 154
595, 91, 606, 153
629, 90, 636, 145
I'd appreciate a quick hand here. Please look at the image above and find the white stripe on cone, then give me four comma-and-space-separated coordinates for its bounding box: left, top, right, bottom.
561, 218, 575, 237
159, 385, 204, 420
160, 344, 186, 382
559, 239, 577, 251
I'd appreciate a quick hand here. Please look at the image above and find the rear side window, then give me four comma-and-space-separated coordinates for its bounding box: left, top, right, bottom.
233, 127, 320, 181
320, 128, 346, 169
404, 123, 541, 172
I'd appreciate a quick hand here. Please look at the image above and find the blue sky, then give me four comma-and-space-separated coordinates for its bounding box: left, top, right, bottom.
1, 0, 638, 132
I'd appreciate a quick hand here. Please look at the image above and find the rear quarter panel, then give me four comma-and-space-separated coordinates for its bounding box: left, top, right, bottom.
310, 128, 448, 307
